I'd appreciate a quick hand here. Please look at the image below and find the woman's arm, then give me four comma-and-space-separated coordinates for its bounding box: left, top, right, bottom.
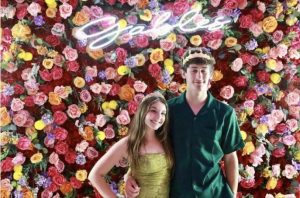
88, 137, 128, 198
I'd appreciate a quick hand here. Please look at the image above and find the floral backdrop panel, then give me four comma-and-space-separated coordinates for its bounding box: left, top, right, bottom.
1, 0, 300, 197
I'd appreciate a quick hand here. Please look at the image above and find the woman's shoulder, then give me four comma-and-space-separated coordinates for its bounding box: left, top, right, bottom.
113, 136, 129, 151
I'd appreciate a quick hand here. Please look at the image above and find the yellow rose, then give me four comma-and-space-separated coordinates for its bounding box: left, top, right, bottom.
104, 109, 114, 117
79, 103, 88, 113
13, 172, 23, 180
36, 46, 48, 56
45, 0, 57, 8
135, 54, 146, 66
102, 102, 110, 110
42, 59, 54, 69
164, 58, 173, 68
118, 127, 128, 136
262, 167, 272, 178
23, 52, 33, 61
0, 132, 10, 146
46, 7, 57, 18
3, 51, 13, 62
287, 0, 298, 7
266, 177, 277, 190
0, 107, 11, 127
276, 91, 284, 101
14, 165, 23, 172
255, 123, 268, 136
275, 2, 283, 17
225, 37, 237, 47
11, 23, 31, 41
165, 65, 174, 75
73, 77, 86, 88
97, 131, 106, 141
76, 170, 88, 182
72, 11, 90, 26
108, 100, 118, 110
262, 16, 278, 33
212, 70, 223, 82
117, 65, 130, 76
294, 151, 300, 161
34, 120, 46, 130
191, 1, 202, 10
240, 130, 247, 140
48, 92, 62, 106
139, 9, 152, 21
239, 112, 247, 123
26, 127, 38, 140
242, 141, 255, 155
150, 48, 164, 64
47, 50, 58, 58
270, 73, 281, 84
266, 59, 277, 70
30, 153, 43, 163
118, 19, 127, 29
275, 193, 285, 198
179, 83, 187, 93
166, 33, 176, 42
286, 16, 298, 26
190, 35, 202, 46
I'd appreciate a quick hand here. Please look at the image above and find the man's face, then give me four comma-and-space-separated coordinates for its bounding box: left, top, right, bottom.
181, 64, 212, 92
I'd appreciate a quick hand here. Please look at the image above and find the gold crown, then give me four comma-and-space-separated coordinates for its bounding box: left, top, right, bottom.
182, 52, 212, 65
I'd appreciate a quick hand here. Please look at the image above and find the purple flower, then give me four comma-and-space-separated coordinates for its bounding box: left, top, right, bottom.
18, 176, 28, 186
245, 39, 258, 51
76, 154, 86, 165
3, 85, 14, 96
42, 113, 53, 125
98, 70, 106, 80
162, 69, 171, 84
124, 57, 137, 68
13, 190, 23, 198
34, 15, 45, 26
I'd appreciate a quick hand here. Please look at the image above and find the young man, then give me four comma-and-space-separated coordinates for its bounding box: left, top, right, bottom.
125, 47, 245, 198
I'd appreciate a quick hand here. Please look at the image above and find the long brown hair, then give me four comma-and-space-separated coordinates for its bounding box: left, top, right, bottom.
127, 92, 173, 168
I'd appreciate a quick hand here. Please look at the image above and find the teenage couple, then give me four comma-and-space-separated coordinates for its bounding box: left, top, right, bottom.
88, 47, 245, 198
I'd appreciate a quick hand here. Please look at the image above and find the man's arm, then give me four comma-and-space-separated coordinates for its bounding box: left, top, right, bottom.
223, 151, 239, 197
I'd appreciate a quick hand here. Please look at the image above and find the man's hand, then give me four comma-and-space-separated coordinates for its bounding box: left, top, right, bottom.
124, 175, 140, 198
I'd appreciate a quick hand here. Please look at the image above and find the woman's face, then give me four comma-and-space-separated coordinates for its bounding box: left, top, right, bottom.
144, 101, 166, 131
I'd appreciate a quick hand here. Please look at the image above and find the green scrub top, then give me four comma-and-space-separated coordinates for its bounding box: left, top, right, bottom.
168, 92, 245, 198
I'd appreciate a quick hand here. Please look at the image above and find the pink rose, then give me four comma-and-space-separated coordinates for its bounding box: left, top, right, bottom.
148, 63, 162, 78
272, 164, 281, 177
12, 152, 26, 165
105, 67, 117, 80
66, 61, 79, 72
13, 110, 29, 127
100, 83, 112, 95
285, 91, 300, 106
2, 28, 12, 44
51, 23, 65, 37
277, 44, 288, 58
85, 66, 98, 78
41, 190, 53, 198
96, 114, 107, 127
289, 105, 300, 119
67, 104, 81, 119
176, 35, 188, 48
80, 90, 92, 103
286, 119, 298, 132
134, 93, 145, 103
271, 109, 285, 124
49, 152, 59, 165
55, 141, 69, 155
90, 6, 103, 20
54, 127, 68, 141
220, 85, 234, 100
55, 160, 65, 173
207, 39, 222, 50
109, 83, 121, 96
104, 124, 115, 139
282, 135, 296, 146
11, 98, 24, 111
265, 114, 277, 131
272, 30, 283, 44
272, 147, 286, 158
16, 136, 32, 150
238, 0, 248, 9
173, 0, 190, 16
24, 80, 39, 95
27, 2, 41, 16
282, 165, 298, 179
62, 46, 78, 61
75, 140, 89, 153
116, 47, 128, 63
289, 48, 300, 59
51, 66, 63, 80
4, 62, 17, 73
133, 80, 147, 93
128, 100, 138, 115
160, 39, 175, 51
53, 54, 65, 67
275, 123, 288, 134
34, 92, 48, 106
16, 4, 28, 20
133, 35, 149, 48
59, 3, 72, 19
90, 83, 102, 94
54, 86, 69, 99
224, 0, 238, 9
231, 58, 243, 72
239, 14, 253, 29
85, 147, 99, 159
169, 81, 179, 93
53, 111, 68, 125
116, 110, 131, 125
39, 69, 53, 81
210, 0, 221, 7
248, 55, 259, 66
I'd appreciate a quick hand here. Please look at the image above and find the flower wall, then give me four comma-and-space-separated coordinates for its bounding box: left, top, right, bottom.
1, 0, 300, 197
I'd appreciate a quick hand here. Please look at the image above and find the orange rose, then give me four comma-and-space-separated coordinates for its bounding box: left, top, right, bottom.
0, 107, 11, 127
72, 11, 90, 26
118, 85, 135, 102
83, 126, 94, 141
157, 81, 167, 90
86, 47, 104, 60
48, 92, 62, 106
22, 188, 34, 198
137, 0, 149, 9
46, 7, 57, 18
0, 188, 11, 198
150, 48, 164, 64
60, 182, 73, 195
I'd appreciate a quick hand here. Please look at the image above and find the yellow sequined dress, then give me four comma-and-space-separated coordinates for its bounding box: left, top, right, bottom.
131, 153, 171, 198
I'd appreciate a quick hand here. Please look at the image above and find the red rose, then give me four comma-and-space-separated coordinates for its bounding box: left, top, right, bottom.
39, 84, 53, 95
55, 141, 69, 155
14, 84, 25, 95
250, 9, 264, 22
133, 35, 149, 48
253, 104, 265, 119
51, 103, 66, 112
275, 179, 283, 190
116, 47, 127, 63
70, 177, 82, 189
0, 157, 14, 172
224, 0, 239, 9
54, 127, 68, 141
41, 189, 53, 198
45, 35, 61, 47
66, 61, 80, 72
1, 0, 8, 7
244, 89, 258, 100
51, 66, 63, 80
240, 178, 255, 189
148, 63, 162, 78
128, 100, 138, 115
68, 0, 79, 8
233, 76, 248, 88
240, 53, 251, 64
275, 123, 288, 134
239, 14, 254, 29
47, 166, 59, 177
52, 174, 66, 186
173, 0, 190, 16
47, 182, 59, 192
105, 0, 116, 6
256, 71, 270, 83
272, 147, 286, 158
39, 69, 53, 82
0, 93, 11, 107
85, 113, 96, 123
24, 95, 35, 107
2, 28, 12, 44
65, 150, 76, 164
53, 111, 67, 125
109, 83, 121, 96
16, 4, 28, 20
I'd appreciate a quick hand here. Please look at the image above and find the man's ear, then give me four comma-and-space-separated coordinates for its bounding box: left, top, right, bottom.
180, 69, 186, 79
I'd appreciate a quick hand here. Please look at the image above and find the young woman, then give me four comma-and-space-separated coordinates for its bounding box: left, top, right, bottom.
88, 92, 173, 198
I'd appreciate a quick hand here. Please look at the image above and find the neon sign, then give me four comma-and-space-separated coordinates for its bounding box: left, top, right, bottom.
73, 9, 232, 50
